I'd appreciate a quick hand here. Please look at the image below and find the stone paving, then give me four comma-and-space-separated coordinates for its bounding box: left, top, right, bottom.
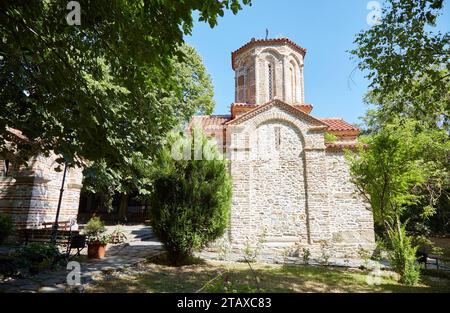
0, 225, 163, 293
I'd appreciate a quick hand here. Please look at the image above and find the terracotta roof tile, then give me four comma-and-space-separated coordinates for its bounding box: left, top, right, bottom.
231, 103, 259, 108
227, 99, 327, 127
231, 103, 313, 115
293, 104, 313, 114
188, 112, 360, 143
319, 118, 359, 132
187, 115, 231, 133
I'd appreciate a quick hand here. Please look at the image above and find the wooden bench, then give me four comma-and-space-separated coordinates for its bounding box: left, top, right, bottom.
42, 221, 72, 231
427, 254, 450, 271
17, 221, 86, 259
18, 221, 76, 245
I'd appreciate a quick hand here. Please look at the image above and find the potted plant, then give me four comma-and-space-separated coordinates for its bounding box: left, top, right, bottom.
110, 225, 127, 244
84, 217, 111, 259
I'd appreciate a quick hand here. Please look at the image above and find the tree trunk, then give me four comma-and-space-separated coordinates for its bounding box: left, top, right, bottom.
118, 194, 129, 222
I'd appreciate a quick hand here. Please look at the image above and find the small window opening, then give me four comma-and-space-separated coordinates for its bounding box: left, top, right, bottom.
274, 127, 281, 150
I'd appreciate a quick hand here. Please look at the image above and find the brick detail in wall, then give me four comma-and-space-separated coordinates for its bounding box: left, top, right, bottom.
0, 153, 83, 230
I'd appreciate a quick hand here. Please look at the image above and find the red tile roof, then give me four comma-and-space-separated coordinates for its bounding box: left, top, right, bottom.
293, 104, 313, 114
187, 115, 231, 134
231, 103, 259, 108
188, 108, 361, 148
319, 118, 359, 132
189, 111, 359, 134
188, 114, 363, 152
231, 103, 313, 117
227, 99, 327, 127
232, 37, 307, 70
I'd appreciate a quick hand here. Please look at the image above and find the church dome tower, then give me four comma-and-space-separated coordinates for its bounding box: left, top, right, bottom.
232, 37, 306, 105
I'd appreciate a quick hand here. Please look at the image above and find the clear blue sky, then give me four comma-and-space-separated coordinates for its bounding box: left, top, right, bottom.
185, 0, 450, 125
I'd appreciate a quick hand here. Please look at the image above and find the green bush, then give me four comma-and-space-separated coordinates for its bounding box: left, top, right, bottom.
84, 216, 110, 244
1, 243, 64, 278
18, 242, 63, 274
387, 224, 420, 285
148, 129, 232, 266
84, 216, 106, 235
0, 254, 21, 279
0, 213, 14, 244
324, 132, 338, 143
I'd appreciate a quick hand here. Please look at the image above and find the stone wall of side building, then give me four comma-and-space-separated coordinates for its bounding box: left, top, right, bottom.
323, 150, 376, 257
0, 154, 83, 232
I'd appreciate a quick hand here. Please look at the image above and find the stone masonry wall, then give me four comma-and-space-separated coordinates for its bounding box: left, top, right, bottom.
234, 42, 305, 105
324, 151, 376, 257
248, 120, 308, 245
212, 103, 376, 263
0, 153, 83, 231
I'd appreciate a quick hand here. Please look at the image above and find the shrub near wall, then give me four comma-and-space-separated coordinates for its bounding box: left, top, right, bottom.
147, 129, 232, 266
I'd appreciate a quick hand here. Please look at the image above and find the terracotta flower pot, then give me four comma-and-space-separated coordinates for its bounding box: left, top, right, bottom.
87, 243, 107, 259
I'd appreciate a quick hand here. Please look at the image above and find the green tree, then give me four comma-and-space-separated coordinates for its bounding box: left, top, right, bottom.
347, 118, 449, 284
359, 93, 450, 236
0, 0, 250, 168
165, 44, 215, 121
350, 0, 450, 128
81, 43, 215, 219
145, 127, 232, 266
351, 0, 450, 237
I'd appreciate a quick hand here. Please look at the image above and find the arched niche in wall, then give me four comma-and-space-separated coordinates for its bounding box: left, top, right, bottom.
260, 48, 283, 103
235, 56, 253, 103
287, 54, 303, 104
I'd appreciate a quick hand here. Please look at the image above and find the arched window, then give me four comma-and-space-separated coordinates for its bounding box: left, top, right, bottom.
268, 63, 274, 100
243, 67, 248, 102
289, 60, 298, 103
236, 67, 247, 103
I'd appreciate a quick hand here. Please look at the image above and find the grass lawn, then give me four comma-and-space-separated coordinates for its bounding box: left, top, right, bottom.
86, 259, 450, 293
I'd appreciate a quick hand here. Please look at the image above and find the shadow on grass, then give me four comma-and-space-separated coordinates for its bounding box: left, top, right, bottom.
87, 260, 450, 293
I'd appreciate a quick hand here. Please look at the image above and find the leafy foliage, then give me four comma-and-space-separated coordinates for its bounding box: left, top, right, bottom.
386, 225, 420, 286
165, 44, 215, 120
84, 216, 106, 235
0, 213, 14, 244
243, 232, 266, 263
324, 132, 338, 143
347, 119, 449, 228
17, 242, 63, 274
350, 0, 450, 128
301, 248, 311, 265
18, 242, 61, 265
359, 96, 450, 235
0, 0, 250, 167
146, 128, 232, 266
81, 43, 215, 212
352, 1, 450, 236
83, 216, 110, 244
347, 118, 449, 284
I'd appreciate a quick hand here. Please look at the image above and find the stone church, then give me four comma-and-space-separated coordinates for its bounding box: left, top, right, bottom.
189, 38, 375, 262
0, 36, 375, 263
